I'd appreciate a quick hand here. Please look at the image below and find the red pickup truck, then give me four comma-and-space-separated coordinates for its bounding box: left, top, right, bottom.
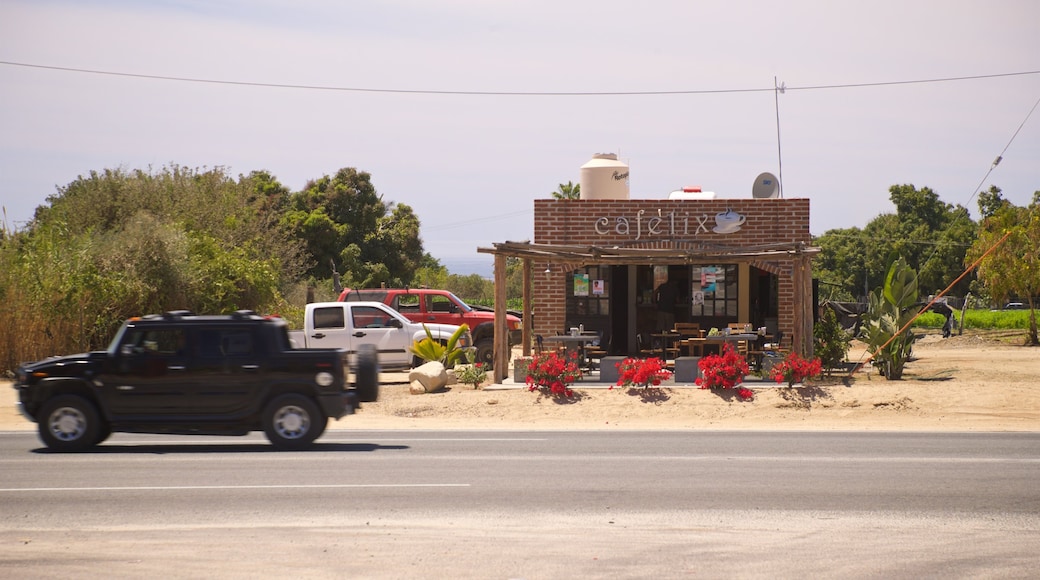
338, 288, 521, 368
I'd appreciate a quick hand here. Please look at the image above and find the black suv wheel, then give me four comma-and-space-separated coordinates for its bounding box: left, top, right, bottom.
262, 394, 326, 450
38, 395, 103, 452
355, 343, 380, 402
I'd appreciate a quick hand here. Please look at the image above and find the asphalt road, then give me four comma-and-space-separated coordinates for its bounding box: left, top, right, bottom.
1, 430, 1037, 579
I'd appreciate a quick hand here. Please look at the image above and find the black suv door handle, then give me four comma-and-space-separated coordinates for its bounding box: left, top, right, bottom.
311, 332, 325, 339
353, 331, 366, 337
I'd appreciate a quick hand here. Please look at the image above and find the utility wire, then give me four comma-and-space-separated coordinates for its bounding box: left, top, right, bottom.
2, 60, 1039, 96
965, 91, 1040, 209
425, 208, 532, 230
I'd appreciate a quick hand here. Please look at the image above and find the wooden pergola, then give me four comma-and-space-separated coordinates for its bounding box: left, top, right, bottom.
477, 240, 821, 383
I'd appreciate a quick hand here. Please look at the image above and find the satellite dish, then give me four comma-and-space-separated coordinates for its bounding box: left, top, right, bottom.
752, 172, 780, 198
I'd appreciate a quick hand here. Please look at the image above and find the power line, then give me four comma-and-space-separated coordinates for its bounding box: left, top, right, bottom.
964, 91, 1040, 209
2, 60, 1038, 96
424, 208, 532, 230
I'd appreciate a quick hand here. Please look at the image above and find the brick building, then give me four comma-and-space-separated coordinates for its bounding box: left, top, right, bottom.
479, 191, 819, 381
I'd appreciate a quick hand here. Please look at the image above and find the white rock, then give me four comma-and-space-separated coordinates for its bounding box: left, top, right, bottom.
445, 367, 459, 386
408, 361, 448, 394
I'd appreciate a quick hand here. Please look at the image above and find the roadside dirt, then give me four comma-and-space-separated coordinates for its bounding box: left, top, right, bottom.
3, 330, 1037, 433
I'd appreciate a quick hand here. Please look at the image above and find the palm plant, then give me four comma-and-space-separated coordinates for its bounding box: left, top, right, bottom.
551, 181, 580, 200
409, 324, 473, 367
860, 257, 918, 379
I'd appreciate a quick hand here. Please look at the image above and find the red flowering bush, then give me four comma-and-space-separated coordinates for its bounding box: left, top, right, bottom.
736, 387, 755, 402
525, 350, 582, 399
696, 343, 749, 391
769, 352, 822, 387
614, 357, 673, 389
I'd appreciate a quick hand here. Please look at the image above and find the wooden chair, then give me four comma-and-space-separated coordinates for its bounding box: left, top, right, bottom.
725, 323, 750, 358
683, 337, 706, 357
584, 331, 606, 354
636, 333, 655, 357
535, 335, 565, 355
672, 323, 703, 356
585, 333, 609, 368
674, 322, 702, 336
661, 332, 681, 360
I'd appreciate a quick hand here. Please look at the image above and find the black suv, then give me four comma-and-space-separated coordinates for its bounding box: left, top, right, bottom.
14, 310, 378, 451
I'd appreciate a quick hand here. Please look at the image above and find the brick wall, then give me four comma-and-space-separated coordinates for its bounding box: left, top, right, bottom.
531, 198, 812, 348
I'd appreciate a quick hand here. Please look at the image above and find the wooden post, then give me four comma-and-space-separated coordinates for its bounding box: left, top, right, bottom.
522, 258, 532, 357
801, 253, 815, 358
790, 251, 815, 358
791, 250, 814, 358
493, 254, 509, 382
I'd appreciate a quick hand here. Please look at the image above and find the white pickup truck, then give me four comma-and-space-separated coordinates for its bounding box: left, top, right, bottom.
289, 301, 469, 371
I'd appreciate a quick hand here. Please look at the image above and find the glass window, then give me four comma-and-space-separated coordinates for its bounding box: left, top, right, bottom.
427, 295, 454, 313
690, 265, 738, 318
221, 331, 254, 355
566, 266, 611, 319
397, 294, 421, 313
352, 306, 393, 328
313, 306, 345, 329
140, 328, 187, 356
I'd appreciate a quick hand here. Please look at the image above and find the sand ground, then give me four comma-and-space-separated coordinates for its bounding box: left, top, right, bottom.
3, 330, 1038, 433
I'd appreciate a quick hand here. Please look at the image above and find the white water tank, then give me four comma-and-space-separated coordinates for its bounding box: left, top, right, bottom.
580, 153, 629, 200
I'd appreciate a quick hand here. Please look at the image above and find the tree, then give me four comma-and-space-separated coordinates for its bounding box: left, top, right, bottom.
0, 166, 297, 369
887, 184, 976, 297
966, 201, 1040, 345
813, 227, 870, 301
412, 256, 449, 289
551, 181, 580, 200
283, 167, 426, 287
976, 186, 1010, 219
812, 184, 976, 300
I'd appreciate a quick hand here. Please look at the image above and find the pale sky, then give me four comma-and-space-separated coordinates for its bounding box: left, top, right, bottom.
2, 0, 1039, 275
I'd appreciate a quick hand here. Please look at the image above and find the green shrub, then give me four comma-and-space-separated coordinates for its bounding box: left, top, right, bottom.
912, 309, 1031, 330
814, 307, 851, 373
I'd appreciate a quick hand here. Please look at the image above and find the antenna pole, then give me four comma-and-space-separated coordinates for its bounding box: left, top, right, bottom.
774, 76, 784, 198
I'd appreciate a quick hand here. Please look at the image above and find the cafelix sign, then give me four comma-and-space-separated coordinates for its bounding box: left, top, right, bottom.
593, 208, 747, 240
